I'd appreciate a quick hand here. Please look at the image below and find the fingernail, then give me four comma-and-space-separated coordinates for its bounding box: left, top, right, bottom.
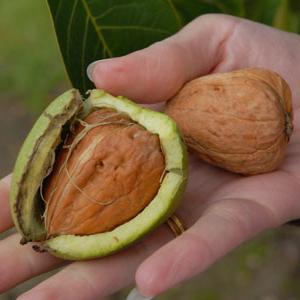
86, 59, 112, 82
86, 61, 99, 82
126, 287, 154, 300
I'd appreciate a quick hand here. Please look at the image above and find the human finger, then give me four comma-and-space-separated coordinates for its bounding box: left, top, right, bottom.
87, 14, 239, 103
135, 171, 300, 297
17, 226, 173, 300
0, 233, 64, 293
88, 14, 300, 107
0, 174, 13, 232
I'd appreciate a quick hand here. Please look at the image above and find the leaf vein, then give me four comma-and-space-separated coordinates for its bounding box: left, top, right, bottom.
54, 0, 63, 23
66, 0, 79, 66
81, 0, 113, 57
94, 3, 140, 21
100, 25, 172, 35
81, 16, 89, 92
165, 0, 183, 28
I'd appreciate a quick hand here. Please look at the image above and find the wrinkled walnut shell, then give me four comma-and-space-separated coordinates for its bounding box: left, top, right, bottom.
44, 108, 165, 236
165, 68, 293, 175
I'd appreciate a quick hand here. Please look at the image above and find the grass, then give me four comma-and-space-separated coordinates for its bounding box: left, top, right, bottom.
0, 0, 69, 112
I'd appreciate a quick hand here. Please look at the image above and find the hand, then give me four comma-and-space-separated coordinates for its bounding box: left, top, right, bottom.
2, 14, 300, 300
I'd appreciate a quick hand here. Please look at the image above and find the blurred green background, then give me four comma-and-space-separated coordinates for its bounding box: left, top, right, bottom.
1, 1, 300, 299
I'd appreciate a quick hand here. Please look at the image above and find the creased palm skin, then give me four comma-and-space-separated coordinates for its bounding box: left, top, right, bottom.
1, 13, 300, 300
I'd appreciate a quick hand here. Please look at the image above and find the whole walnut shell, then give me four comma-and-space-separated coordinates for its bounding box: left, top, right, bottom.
165, 68, 293, 175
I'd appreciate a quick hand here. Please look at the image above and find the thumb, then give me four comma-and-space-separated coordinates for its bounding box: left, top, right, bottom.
86, 14, 239, 103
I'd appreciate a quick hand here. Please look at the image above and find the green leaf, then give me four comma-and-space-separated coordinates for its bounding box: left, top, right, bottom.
47, 0, 244, 94
243, 0, 300, 33
171, 0, 244, 24
0, 1, 67, 111
273, 0, 291, 31
287, 0, 300, 33
244, 0, 283, 25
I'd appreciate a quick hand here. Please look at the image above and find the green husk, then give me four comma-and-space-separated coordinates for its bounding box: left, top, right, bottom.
10, 89, 188, 260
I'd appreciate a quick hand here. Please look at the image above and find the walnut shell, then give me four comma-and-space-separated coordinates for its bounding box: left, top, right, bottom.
44, 108, 165, 236
165, 68, 293, 175
10, 90, 187, 260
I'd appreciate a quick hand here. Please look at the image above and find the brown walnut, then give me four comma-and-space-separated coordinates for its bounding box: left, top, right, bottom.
44, 108, 165, 236
165, 68, 293, 175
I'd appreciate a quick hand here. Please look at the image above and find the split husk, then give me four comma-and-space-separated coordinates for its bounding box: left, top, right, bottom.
10, 89, 188, 260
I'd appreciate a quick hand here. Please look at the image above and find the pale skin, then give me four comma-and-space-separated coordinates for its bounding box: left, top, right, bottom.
1, 14, 300, 300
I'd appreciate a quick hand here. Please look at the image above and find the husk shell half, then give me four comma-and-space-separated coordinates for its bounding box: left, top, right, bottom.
10, 89, 188, 260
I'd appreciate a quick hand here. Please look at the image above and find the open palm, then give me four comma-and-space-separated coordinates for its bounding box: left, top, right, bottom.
1, 14, 300, 300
